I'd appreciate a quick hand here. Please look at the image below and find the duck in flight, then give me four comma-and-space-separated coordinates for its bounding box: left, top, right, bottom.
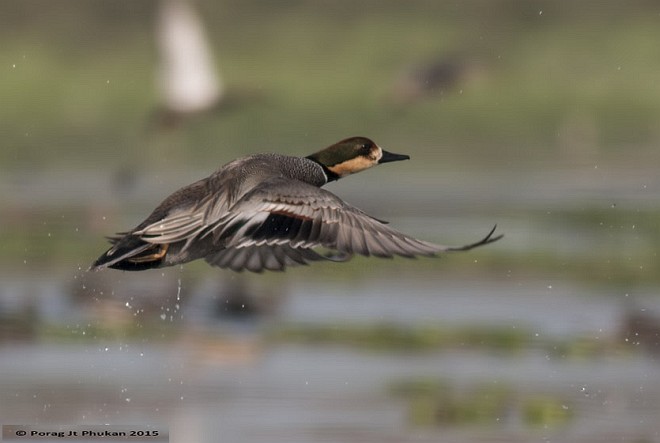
90, 137, 502, 273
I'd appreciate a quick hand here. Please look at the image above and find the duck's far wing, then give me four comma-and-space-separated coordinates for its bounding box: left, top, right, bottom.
204, 243, 333, 273
213, 178, 501, 259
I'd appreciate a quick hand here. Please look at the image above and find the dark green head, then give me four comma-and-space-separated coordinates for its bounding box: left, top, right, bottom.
307, 137, 410, 180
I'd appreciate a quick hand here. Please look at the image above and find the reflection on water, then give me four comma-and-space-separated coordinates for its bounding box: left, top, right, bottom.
1, 275, 659, 443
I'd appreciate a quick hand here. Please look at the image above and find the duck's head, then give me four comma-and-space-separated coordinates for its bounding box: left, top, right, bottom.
307, 136, 410, 181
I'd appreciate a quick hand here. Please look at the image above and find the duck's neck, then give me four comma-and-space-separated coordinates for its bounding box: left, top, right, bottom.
305, 156, 339, 183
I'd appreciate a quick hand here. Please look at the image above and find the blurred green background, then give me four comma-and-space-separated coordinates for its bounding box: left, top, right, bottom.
1, 1, 660, 442
4, 0, 660, 170
3, 0, 660, 282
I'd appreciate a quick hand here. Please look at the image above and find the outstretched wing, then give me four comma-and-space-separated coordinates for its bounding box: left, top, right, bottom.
203, 243, 342, 273
127, 176, 501, 272
203, 177, 501, 261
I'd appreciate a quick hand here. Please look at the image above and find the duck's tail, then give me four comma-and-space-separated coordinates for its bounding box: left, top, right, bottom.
89, 234, 169, 271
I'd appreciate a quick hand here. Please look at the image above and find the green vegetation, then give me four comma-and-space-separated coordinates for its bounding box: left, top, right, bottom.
270, 321, 527, 353
523, 394, 574, 428
3, 1, 660, 170
40, 319, 178, 344
389, 377, 573, 428
7, 314, 628, 360
269, 320, 627, 357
